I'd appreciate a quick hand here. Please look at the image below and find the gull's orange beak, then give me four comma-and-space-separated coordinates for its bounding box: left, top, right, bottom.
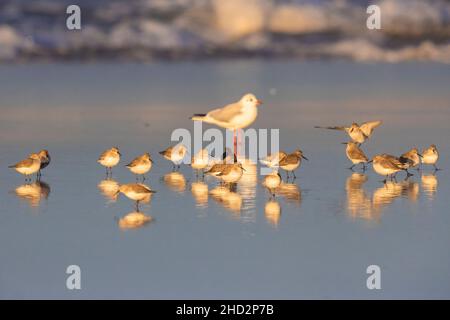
257, 100, 263, 106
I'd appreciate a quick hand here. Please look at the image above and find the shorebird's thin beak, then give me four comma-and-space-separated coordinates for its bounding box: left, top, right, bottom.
257, 100, 263, 106
341, 142, 348, 145
302, 155, 308, 161
418, 153, 423, 158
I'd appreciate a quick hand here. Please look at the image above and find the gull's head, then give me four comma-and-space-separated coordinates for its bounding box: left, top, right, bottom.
240, 93, 262, 108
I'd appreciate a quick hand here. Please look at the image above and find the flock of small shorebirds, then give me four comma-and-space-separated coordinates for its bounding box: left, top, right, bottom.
8, 93, 441, 217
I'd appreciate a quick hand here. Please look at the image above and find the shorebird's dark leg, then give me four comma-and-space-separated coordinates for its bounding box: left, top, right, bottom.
348, 164, 355, 171
434, 164, 441, 171
406, 169, 413, 177
286, 171, 290, 180
362, 163, 367, 172
292, 171, 297, 179
233, 130, 237, 160
135, 201, 140, 212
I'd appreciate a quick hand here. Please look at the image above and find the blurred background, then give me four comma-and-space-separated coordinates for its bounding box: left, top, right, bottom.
1, 0, 449, 64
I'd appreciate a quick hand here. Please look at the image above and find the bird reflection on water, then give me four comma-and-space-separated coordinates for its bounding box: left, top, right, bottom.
118, 211, 153, 230
13, 180, 51, 208
345, 172, 436, 222
97, 178, 120, 202
162, 172, 186, 193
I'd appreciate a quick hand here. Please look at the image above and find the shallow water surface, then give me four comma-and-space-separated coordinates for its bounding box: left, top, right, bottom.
0, 61, 449, 298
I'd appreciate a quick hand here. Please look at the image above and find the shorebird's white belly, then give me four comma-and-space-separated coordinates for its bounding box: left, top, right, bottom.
100, 156, 120, 167
16, 162, 40, 175
123, 191, 150, 201
130, 162, 152, 174
347, 152, 365, 164
220, 169, 243, 183
422, 153, 438, 164
373, 162, 397, 176
170, 151, 186, 164
280, 162, 300, 172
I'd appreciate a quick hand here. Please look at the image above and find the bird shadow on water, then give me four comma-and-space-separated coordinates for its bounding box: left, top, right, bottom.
345, 171, 439, 224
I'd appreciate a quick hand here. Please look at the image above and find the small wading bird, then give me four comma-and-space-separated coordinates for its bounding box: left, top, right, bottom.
421, 144, 440, 171
190, 148, 209, 177
115, 183, 156, 211
372, 154, 404, 183
98, 147, 121, 176
29, 149, 50, 177
342, 142, 369, 171
205, 150, 237, 177
398, 148, 422, 176
212, 162, 245, 184
262, 171, 282, 197
278, 149, 308, 179
159, 144, 187, 171
9, 153, 41, 181
315, 120, 382, 145
190, 93, 262, 158
125, 152, 153, 180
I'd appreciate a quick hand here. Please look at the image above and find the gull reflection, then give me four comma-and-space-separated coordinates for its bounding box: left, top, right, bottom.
162, 172, 186, 193
236, 158, 257, 221
191, 181, 208, 208
345, 173, 372, 220
118, 211, 153, 230
265, 200, 281, 227
421, 173, 438, 200
97, 178, 120, 202
210, 186, 242, 217
275, 182, 301, 204
13, 180, 51, 207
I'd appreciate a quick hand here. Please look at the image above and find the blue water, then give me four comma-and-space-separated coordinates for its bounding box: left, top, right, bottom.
0, 61, 449, 298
